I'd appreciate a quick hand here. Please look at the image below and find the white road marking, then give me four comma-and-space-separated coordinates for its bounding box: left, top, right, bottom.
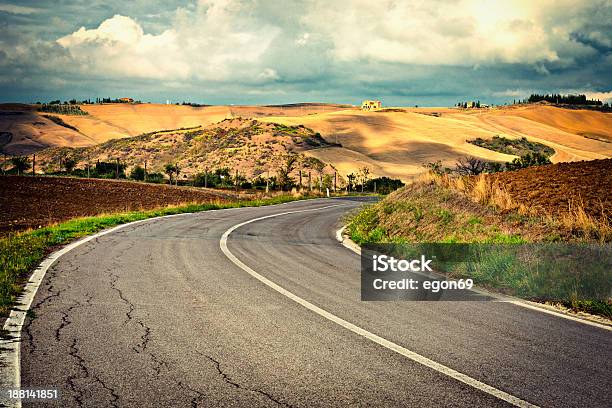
336, 226, 612, 331
0, 198, 328, 408
220, 206, 540, 408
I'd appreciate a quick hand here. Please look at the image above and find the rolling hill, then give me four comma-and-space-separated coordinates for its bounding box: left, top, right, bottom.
262, 105, 611, 180
0, 103, 349, 156
1, 102, 610, 182
32, 118, 341, 182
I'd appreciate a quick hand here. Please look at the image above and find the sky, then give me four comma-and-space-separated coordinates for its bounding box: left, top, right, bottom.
0, 0, 611, 106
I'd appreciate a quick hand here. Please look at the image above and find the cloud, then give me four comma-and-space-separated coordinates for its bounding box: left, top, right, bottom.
56, 1, 280, 81
585, 91, 612, 102
0, 0, 610, 105
300, 0, 603, 66
258, 68, 279, 80
295, 33, 310, 46
0, 3, 41, 15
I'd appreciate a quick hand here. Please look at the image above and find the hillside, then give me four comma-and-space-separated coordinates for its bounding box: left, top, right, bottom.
2, 103, 610, 182
346, 159, 611, 317
32, 118, 340, 181
262, 105, 611, 180
0, 103, 349, 156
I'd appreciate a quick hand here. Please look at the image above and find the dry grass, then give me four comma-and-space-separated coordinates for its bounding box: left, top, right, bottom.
421, 172, 611, 242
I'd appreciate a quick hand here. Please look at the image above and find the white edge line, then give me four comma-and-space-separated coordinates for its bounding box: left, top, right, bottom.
220, 206, 539, 408
0, 198, 333, 408
335, 226, 612, 332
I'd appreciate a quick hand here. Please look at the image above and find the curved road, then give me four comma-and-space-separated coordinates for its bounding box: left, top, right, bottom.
17, 198, 612, 407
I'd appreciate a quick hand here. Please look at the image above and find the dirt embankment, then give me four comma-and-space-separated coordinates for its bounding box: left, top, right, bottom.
0, 176, 236, 235
488, 159, 611, 219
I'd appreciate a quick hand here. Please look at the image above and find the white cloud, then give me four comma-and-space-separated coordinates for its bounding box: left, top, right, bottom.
585, 91, 612, 102
493, 89, 530, 97
258, 68, 279, 80
296, 33, 310, 46
300, 0, 598, 66
56, 0, 280, 81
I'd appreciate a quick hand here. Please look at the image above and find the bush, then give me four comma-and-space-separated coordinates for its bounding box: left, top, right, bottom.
506, 152, 551, 171
146, 172, 165, 183
94, 161, 126, 178
365, 177, 404, 194
130, 165, 145, 181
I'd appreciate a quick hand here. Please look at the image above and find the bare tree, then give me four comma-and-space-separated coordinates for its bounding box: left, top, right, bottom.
360, 166, 370, 192
174, 164, 181, 186
455, 157, 486, 175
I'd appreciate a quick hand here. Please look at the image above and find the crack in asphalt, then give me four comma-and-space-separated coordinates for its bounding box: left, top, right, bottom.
132, 320, 151, 354
176, 381, 207, 408
104, 243, 208, 405
109, 270, 136, 325
54, 294, 92, 342
66, 338, 87, 407
197, 351, 295, 407
67, 337, 121, 408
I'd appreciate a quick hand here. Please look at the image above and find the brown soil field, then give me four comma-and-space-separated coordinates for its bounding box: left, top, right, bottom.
487, 159, 612, 218
0, 176, 235, 235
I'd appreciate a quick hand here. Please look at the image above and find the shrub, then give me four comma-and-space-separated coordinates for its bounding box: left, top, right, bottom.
130, 165, 145, 181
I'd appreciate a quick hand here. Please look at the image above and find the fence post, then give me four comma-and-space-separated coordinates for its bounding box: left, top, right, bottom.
334, 171, 337, 192
308, 171, 312, 192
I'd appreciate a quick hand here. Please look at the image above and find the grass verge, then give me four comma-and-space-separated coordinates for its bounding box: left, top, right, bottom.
0, 194, 309, 318
346, 174, 611, 319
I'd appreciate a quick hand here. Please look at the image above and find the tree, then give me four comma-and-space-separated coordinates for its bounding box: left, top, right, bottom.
174, 164, 181, 186
164, 163, 176, 184
506, 152, 551, 171
347, 173, 357, 192
359, 166, 370, 192
11, 156, 30, 175
455, 157, 486, 175
64, 157, 77, 173
365, 177, 404, 194
277, 153, 297, 191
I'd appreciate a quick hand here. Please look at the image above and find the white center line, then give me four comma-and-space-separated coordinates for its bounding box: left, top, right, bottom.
220, 204, 539, 408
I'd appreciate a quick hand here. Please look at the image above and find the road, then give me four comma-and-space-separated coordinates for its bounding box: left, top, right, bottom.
15, 197, 612, 407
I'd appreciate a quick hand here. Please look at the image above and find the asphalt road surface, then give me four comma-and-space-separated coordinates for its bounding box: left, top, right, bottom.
18, 197, 612, 407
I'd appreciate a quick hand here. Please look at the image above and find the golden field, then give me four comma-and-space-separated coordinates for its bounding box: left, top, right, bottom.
1, 102, 610, 181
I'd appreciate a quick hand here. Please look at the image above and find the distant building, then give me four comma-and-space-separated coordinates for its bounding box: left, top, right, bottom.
119, 97, 134, 103
361, 100, 382, 111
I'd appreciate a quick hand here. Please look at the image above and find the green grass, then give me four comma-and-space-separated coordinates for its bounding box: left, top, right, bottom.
346, 182, 611, 319
0, 195, 309, 317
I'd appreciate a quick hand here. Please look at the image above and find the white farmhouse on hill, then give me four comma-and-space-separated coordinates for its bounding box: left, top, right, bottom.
361, 100, 382, 111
